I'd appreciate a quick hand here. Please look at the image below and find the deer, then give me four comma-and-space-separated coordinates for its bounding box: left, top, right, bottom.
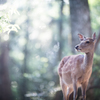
58, 33, 96, 100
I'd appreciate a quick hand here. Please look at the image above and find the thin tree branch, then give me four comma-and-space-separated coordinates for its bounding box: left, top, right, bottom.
95, 30, 100, 51
87, 86, 100, 92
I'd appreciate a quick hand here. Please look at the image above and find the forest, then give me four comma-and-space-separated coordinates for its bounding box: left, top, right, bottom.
0, 0, 100, 100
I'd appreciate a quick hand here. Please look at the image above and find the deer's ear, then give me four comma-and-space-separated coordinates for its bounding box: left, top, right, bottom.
92, 32, 96, 40
78, 34, 84, 41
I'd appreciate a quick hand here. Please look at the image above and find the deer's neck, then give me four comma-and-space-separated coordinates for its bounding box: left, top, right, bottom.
83, 51, 94, 70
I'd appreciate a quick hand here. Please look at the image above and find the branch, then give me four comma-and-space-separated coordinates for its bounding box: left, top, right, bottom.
87, 86, 100, 92
95, 30, 100, 51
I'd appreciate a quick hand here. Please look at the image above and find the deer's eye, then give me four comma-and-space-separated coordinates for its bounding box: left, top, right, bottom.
86, 41, 90, 43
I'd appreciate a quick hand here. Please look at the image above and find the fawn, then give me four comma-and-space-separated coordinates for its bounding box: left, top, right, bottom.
58, 33, 96, 100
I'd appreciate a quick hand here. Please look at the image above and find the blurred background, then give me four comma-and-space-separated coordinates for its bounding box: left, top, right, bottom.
0, 0, 100, 100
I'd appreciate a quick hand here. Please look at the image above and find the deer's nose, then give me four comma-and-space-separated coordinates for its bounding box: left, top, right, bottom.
75, 45, 79, 49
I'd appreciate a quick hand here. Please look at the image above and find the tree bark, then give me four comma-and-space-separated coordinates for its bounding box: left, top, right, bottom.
0, 41, 12, 100
58, 0, 64, 61
69, 0, 92, 53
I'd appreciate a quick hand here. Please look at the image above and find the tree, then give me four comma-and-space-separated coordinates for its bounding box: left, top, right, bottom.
0, 4, 19, 100
58, 0, 64, 61
69, 0, 92, 53
20, 7, 30, 100
0, 42, 12, 100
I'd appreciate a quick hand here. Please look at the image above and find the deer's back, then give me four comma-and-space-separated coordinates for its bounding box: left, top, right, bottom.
58, 54, 91, 86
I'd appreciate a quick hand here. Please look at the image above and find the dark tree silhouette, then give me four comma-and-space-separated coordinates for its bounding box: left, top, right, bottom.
0, 42, 12, 100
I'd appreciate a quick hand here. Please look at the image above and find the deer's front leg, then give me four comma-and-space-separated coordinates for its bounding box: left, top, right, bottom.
81, 82, 88, 100
73, 80, 78, 100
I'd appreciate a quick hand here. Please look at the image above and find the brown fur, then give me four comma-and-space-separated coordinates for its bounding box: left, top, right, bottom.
58, 33, 96, 100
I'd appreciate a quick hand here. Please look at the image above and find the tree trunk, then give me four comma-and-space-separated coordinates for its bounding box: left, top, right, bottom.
69, 0, 92, 53
0, 41, 12, 100
21, 28, 29, 100
58, 0, 64, 61
0, 0, 7, 4
53, 90, 63, 100
95, 31, 100, 51
20, 7, 30, 100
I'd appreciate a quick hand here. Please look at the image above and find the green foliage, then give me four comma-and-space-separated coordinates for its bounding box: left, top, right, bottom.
89, 0, 100, 32
93, 54, 100, 67
92, 54, 100, 81
0, 4, 20, 34
91, 54, 100, 99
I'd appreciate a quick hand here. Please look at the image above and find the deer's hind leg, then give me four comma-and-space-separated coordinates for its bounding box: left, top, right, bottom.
67, 87, 73, 100
60, 78, 73, 100
72, 78, 78, 100
60, 78, 67, 100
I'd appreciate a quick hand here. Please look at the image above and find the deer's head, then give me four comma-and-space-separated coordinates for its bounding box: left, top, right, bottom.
75, 33, 96, 53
